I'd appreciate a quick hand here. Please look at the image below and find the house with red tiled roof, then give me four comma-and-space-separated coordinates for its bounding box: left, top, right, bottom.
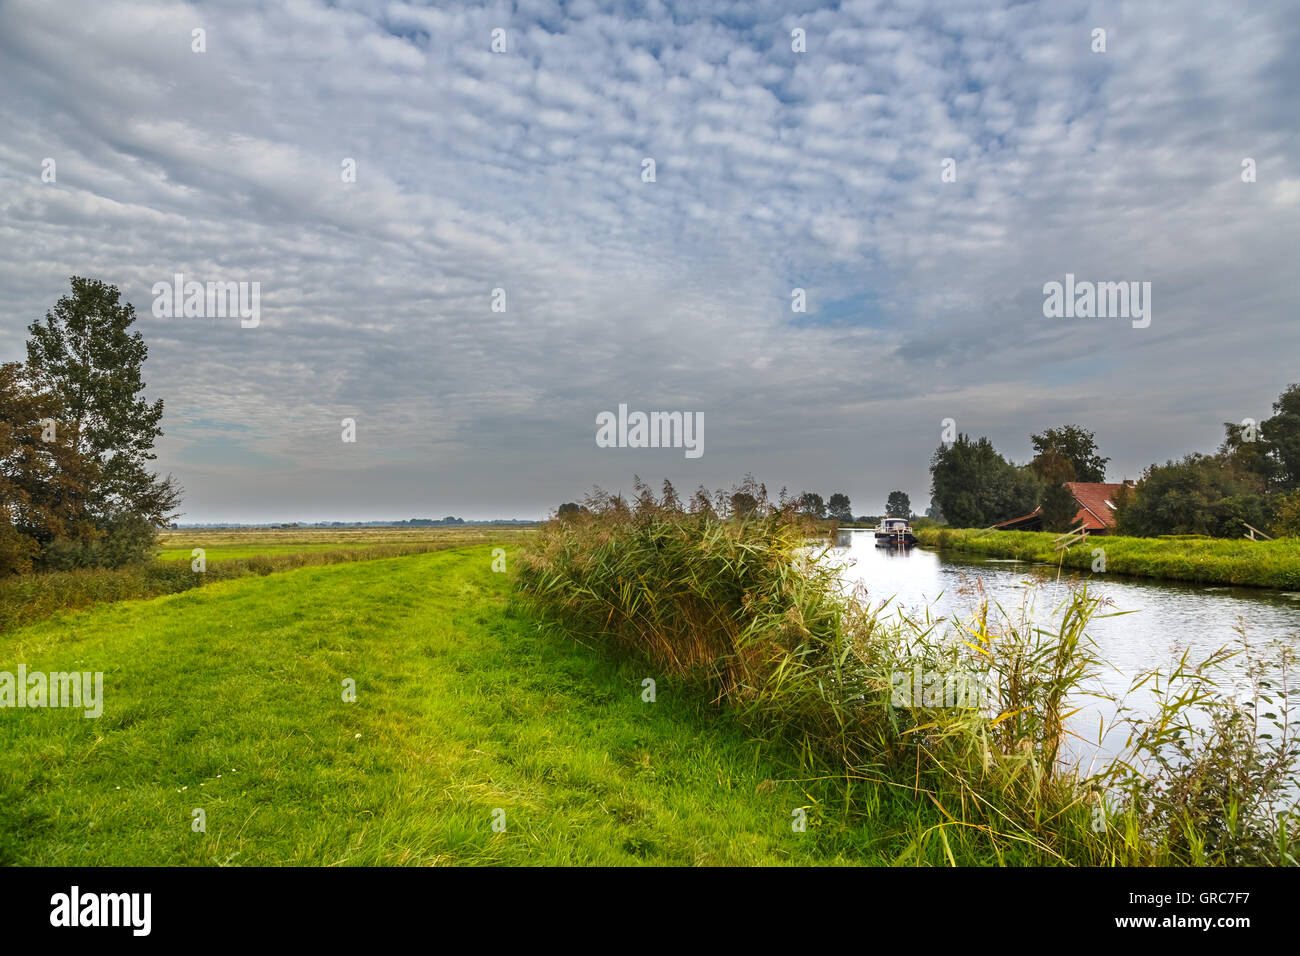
992, 481, 1133, 534
1064, 481, 1127, 532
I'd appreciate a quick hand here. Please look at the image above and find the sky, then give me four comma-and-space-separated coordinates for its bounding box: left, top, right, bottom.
1, 0, 1297, 522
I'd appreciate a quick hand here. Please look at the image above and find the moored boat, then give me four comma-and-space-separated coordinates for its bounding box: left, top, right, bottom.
874, 516, 917, 546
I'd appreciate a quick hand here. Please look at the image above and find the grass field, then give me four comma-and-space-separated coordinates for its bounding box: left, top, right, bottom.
916, 527, 1300, 590
153, 526, 532, 562
0, 544, 888, 865
7, 526, 1290, 866
0, 526, 535, 634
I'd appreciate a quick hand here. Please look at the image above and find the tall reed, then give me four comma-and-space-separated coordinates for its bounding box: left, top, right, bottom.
515, 477, 1299, 865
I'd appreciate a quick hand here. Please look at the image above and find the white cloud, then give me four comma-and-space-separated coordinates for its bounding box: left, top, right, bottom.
0, 0, 1296, 521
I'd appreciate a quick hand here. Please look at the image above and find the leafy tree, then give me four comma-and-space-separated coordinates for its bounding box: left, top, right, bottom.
1030, 425, 1109, 483
728, 474, 768, 519
730, 492, 759, 518
1217, 420, 1274, 486
1260, 384, 1300, 491
1111, 481, 1134, 528
827, 492, 853, 523
0, 362, 101, 573
1273, 490, 1300, 537
1038, 484, 1078, 532
930, 435, 1043, 528
557, 502, 583, 519
798, 492, 825, 519
1030, 450, 1078, 531
25, 277, 181, 564
1117, 454, 1273, 537
885, 491, 910, 518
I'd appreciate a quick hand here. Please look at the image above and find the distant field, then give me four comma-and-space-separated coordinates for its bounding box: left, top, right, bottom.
916, 527, 1300, 589
2, 526, 536, 634
0, 546, 867, 866
155, 526, 534, 562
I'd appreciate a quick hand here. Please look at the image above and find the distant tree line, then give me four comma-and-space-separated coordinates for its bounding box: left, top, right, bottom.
928, 428, 1089, 531
559, 475, 834, 524
558, 485, 916, 525
928, 387, 1300, 538
1, 278, 180, 574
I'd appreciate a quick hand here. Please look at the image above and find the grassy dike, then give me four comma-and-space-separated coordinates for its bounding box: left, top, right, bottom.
0, 527, 535, 634
916, 527, 1300, 590
0, 545, 877, 866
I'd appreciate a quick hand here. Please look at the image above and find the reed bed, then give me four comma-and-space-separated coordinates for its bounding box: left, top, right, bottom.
516, 479, 1300, 865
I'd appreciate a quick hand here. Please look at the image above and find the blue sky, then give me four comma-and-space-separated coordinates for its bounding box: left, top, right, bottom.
1, 0, 1297, 521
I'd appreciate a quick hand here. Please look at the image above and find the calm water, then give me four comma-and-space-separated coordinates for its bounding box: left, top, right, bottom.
826, 530, 1300, 768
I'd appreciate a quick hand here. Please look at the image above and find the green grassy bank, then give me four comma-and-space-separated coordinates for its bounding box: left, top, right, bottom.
915, 527, 1300, 590
517, 502, 1300, 866
6, 529, 1294, 866
1, 545, 885, 865
152, 526, 533, 562
1, 526, 534, 634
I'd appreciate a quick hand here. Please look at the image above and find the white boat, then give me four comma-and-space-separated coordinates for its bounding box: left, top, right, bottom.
873, 517, 917, 546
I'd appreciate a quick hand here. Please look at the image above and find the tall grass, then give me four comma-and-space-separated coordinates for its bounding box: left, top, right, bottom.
516, 479, 1300, 865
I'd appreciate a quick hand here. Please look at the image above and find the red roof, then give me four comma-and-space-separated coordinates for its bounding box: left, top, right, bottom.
1064, 482, 1125, 531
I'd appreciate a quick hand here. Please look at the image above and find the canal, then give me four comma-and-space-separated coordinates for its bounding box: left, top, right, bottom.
828, 529, 1300, 768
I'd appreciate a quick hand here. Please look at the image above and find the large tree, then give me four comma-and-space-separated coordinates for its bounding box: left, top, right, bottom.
930, 435, 1043, 528
1274, 490, 1300, 537
1217, 419, 1275, 486
798, 491, 825, 519
1260, 384, 1300, 491
827, 492, 853, 523
885, 491, 910, 518
730, 491, 759, 518
1030, 450, 1078, 531
24, 277, 181, 565
1116, 454, 1272, 538
0, 362, 101, 573
1030, 425, 1109, 483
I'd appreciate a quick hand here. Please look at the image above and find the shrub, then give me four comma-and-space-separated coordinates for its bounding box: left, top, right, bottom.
0, 520, 39, 576
1273, 490, 1300, 537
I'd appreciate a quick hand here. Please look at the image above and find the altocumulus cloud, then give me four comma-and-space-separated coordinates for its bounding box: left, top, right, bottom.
0, 0, 1297, 521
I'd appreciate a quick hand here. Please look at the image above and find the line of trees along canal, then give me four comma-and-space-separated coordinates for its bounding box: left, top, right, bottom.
558, 484, 917, 526
929, 385, 1300, 538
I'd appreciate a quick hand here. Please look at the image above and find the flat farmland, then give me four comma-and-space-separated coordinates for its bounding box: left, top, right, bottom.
155, 525, 536, 562
1, 526, 536, 634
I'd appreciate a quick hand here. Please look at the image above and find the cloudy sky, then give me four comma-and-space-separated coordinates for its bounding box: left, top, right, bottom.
1, 0, 1297, 522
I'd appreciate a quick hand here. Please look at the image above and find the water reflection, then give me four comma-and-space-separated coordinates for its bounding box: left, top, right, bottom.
826, 529, 1300, 767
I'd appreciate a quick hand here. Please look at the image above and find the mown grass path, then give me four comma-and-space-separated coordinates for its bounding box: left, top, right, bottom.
0, 546, 865, 865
